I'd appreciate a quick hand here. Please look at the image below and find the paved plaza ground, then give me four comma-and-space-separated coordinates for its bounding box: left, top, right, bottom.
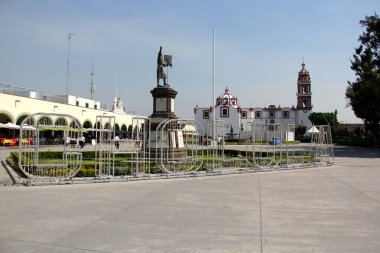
0, 145, 379, 252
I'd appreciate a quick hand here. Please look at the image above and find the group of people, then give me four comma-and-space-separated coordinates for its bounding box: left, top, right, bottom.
65, 136, 86, 149
62, 135, 129, 150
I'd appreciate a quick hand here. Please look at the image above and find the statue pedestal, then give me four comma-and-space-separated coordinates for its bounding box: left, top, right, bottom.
148, 84, 186, 160
150, 84, 178, 130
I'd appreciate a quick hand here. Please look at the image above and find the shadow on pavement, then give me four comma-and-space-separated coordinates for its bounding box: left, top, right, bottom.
334, 145, 380, 158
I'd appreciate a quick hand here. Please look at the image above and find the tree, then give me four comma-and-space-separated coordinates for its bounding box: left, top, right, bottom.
309, 111, 339, 141
295, 125, 306, 141
308, 111, 339, 126
346, 13, 380, 146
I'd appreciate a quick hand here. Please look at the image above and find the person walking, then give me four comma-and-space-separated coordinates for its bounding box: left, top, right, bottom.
79, 135, 85, 149
114, 135, 120, 149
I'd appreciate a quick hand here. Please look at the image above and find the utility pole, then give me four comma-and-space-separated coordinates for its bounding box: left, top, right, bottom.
90, 60, 95, 100
66, 33, 77, 101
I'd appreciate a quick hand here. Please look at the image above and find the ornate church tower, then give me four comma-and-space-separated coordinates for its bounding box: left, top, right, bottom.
296, 62, 313, 125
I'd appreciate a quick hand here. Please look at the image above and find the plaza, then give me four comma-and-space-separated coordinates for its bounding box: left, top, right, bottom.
1, 2, 379, 251
0, 145, 379, 253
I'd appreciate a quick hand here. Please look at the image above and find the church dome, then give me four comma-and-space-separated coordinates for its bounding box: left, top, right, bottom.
216, 87, 239, 108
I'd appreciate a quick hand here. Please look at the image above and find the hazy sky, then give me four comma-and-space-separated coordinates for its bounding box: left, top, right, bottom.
1, 0, 379, 123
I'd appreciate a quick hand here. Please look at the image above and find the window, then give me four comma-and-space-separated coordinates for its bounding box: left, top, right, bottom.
269, 120, 275, 131
283, 111, 289, 119
220, 107, 229, 117
76, 101, 79, 106
241, 111, 247, 119
85, 103, 89, 108
94, 105, 98, 109
255, 111, 262, 119
269, 126, 275, 131
203, 110, 209, 119
269, 112, 275, 118
38, 116, 52, 125
55, 118, 66, 126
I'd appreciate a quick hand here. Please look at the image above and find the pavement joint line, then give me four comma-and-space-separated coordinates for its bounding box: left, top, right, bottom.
336, 165, 380, 168
322, 171, 380, 206
260, 208, 380, 216
131, 201, 261, 212
0, 237, 110, 253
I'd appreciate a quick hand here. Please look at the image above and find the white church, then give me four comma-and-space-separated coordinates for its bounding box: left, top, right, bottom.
194, 63, 313, 139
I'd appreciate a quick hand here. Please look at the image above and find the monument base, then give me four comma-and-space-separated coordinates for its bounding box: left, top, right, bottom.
150, 85, 178, 131
148, 82, 186, 160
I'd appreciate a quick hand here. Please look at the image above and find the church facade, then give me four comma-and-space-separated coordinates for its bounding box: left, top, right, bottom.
194, 63, 313, 138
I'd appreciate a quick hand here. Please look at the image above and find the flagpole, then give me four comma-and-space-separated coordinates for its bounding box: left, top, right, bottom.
115, 72, 118, 97
213, 29, 215, 135
212, 29, 216, 168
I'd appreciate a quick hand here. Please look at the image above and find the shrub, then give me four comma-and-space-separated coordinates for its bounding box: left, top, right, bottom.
76, 168, 95, 177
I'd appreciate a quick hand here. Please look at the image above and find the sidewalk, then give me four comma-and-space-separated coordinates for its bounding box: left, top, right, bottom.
0, 146, 379, 252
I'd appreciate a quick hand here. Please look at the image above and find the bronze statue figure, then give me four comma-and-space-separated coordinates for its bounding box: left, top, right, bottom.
157, 46, 167, 86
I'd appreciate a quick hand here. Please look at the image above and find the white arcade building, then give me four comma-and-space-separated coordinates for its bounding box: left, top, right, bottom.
194, 63, 313, 139
0, 82, 145, 140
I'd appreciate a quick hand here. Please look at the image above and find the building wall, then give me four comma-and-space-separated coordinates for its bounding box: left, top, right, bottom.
0, 92, 144, 128
215, 105, 241, 135
67, 95, 101, 109
240, 107, 297, 126
195, 105, 305, 138
194, 108, 209, 135
296, 110, 312, 126
195, 106, 241, 137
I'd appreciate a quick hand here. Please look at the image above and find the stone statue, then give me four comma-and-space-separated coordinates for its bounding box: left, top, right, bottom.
157, 46, 167, 86
112, 96, 123, 112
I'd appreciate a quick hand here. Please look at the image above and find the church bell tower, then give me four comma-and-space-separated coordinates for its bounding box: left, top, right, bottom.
297, 62, 312, 111
296, 62, 313, 125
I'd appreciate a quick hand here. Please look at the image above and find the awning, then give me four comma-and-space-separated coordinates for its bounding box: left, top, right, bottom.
0, 123, 36, 130
305, 125, 320, 135
38, 126, 87, 132
1, 122, 20, 129
21, 124, 36, 130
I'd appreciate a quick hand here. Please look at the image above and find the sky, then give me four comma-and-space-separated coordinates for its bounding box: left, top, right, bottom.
0, 0, 379, 123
